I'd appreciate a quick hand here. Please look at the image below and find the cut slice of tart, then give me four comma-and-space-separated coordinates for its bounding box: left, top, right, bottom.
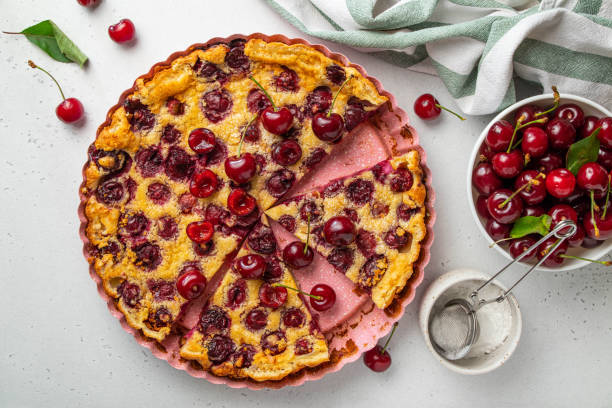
265, 150, 427, 309
180, 222, 329, 381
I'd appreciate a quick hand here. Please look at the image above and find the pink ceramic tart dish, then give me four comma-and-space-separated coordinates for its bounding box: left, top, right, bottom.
78, 33, 435, 389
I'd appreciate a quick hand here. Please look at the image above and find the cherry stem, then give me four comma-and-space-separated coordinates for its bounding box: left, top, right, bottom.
304, 213, 311, 255
535, 86, 560, 117
506, 117, 548, 154
3, 31, 23, 35
559, 254, 611, 266
498, 173, 544, 208
327, 75, 353, 118
488, 237, 514, 248
434, 103, 465, 121
603, 176, 611, 220
590, 190, 600, 238
271, 283, 322, 300
238, 114, 257, 157
381, 322, 399, 355
28, 60, 65, 100
248, 76, 276, 111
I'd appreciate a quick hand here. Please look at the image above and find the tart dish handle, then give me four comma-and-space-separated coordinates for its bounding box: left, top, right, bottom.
470, 219, 577, 311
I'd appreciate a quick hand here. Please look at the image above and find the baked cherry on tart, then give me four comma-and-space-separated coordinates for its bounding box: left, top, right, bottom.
266, 151, 427, 309
180, 222, 329, 381
81, 37, 427, 383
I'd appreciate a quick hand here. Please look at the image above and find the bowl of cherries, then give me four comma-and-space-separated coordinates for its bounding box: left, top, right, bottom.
469, 89, 612, 270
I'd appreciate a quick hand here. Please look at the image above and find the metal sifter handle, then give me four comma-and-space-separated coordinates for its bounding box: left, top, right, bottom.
469, 219, 577, 310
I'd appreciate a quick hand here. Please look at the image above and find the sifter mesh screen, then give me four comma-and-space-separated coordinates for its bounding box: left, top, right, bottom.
430, 303, 472, 354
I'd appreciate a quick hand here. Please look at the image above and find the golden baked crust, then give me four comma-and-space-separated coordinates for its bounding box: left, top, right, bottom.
180, 222, 329, 382
266, 150, 427, 309
81, 38, 387, 344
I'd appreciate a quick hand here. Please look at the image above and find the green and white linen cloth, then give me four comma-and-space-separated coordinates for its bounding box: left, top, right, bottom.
265, 0, 612, 115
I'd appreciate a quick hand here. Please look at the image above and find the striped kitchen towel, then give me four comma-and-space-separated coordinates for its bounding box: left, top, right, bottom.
266, 0, 612, 115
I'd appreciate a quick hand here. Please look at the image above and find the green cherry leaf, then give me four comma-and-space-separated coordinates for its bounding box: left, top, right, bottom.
510, 215, 552, 239
566, 128, 601, 175
18, 20, 88, 66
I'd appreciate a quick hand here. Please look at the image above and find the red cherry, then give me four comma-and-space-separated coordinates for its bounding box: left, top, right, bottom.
227, 189, 256, 216
108, 19, 135, 43
521, 127, 549, 157
514, 170, 546, 205
245, 309, 268, 330
523, 205, 546, 217
186, 221, 214, 243
583, 210, 612, 240
509, 236, 538, 261
514, 104, 538, 124
555, 103, 585, 128
486, 219, 511, 241
545, 168, 576, 199
188, 128, 216, 154
548, 204, 578, 230
363, 345, 392, 372
323, 216, 356, 246
486, 120, 514, 152
486, 189, 523, 224
312, 112, 344, 142
596, 117, 612, 149
546, 119, 576, 150
414, 94, 440, 120
568, 224, 586, 247
491, 150, 524, 179
259, 283, 287, 308
479, 143, 496, 162
309, 284, 336, 312
232, 254, 266, 279
414, 93, 464, 121
77, 0, 98, 6
580, 116, 599, 139
190, 169, 218, 198
224, 153, 256, 184
271, 139, 302, 166
472, 163, 503, 195
261, 106, 293, 135
597, 147, 612, 170
537, 237, 569, 267
282, 241, 314, 269
176, 266, 207, 300
577, 162, 608, 191
535, 152, 563, 174
56, 98, 84, 123
476, 196, 492, 220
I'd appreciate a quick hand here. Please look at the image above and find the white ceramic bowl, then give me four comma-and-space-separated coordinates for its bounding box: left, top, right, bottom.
468, 93, 612, 271
419, 268, 522, 375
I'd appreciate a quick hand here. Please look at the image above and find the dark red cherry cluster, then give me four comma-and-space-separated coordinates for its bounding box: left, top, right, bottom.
473, 94, 612, 267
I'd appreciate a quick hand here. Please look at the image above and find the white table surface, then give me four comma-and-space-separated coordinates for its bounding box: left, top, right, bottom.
1, 1, 611, 407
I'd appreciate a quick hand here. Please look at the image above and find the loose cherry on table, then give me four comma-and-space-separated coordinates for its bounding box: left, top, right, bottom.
413, 94, 465, 121
186, 221, 214, 243
108, 19, 135, 43
225, 115, 257, 184
249, 76, 293, 135
363, 322, 398, 372
176, 266, 207, 300
323, 216, 356, 246
312, 75, 352, 142
545, 168, 576, 199
227, 189, 256, 216
27, 60, 84, 123
77, 0, 99, 6
233, 254, 266, 279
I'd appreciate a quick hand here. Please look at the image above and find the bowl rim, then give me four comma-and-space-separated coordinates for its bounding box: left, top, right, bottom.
467, 92, 612, 271
419, 268, 522, 375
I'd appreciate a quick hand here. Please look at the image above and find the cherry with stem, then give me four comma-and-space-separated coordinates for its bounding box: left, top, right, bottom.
363, 322, 399, 372
271, 283, 322, 301
224, 114, 258, 184
27, 60, 84, 123
498, 173, 545, 208
249, 76, 293, 135
312, 76, 353, 142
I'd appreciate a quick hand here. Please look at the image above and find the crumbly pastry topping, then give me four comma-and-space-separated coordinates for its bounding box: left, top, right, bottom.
81, 37, 424, 382
266, 151, 427, 309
